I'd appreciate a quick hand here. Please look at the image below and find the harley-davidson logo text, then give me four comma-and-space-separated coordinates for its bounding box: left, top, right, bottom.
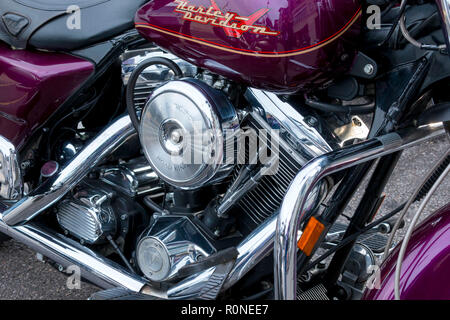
174, 0, 280, 38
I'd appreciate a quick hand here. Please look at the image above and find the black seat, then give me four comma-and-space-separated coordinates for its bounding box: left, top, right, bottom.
0, 0, 148, 51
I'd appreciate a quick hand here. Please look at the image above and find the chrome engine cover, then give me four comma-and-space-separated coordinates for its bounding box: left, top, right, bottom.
57, 184, 117, 244
139, 78, 240, 190
99, 156, 162, 198
136, 215, 216, 282
57, 157, 159, 245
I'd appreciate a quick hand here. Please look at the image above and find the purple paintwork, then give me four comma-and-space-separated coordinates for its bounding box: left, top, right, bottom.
135, 0, 361, 93
364, 203, 450, 300
0, 42, 94, 149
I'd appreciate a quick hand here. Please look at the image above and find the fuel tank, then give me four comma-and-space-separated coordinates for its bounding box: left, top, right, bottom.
135, 0, 362, 93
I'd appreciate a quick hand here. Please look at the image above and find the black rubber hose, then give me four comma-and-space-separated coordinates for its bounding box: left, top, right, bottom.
304, 96, 375, 115
378, 0, 409, 47
126, 57, 183, 131
143, 196, 167, 215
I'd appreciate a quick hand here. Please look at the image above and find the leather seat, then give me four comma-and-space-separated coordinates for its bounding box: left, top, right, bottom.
0, 0, 148, 50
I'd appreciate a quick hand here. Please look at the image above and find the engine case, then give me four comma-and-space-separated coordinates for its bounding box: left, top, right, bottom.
57, 178, 149, 245
57, 183, 117, 244
136, 215, 216, 282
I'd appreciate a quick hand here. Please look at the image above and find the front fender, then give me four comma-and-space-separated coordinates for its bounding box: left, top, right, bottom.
363, 203, 450, 300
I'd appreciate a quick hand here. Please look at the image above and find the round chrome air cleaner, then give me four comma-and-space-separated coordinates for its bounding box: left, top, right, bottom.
139, 79, 239, 189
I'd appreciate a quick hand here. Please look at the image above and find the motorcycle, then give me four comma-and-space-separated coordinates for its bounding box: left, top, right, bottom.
0, 0, 449, 300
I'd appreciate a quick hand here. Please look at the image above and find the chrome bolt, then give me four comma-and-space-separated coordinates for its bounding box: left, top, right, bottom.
364, 64, 375, 75
352, 117, 362, 127
305, 116, 318, 127
171, 130, 182, 143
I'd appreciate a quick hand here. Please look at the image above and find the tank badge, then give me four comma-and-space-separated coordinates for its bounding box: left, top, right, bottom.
174, 0, 280, 38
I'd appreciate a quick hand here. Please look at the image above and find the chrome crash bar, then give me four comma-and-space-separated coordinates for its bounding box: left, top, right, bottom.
274, 123, 445, 300
166, 124, 444, 299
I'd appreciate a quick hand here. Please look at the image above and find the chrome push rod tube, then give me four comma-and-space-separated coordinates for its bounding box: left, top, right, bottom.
274, 124, 445, 300
1, 115, 136, 226
0, 219, 147, 292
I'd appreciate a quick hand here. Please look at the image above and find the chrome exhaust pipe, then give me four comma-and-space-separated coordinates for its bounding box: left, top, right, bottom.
1, 115, 136, 226
274, 123, 445, 300
0, 219, 147, 292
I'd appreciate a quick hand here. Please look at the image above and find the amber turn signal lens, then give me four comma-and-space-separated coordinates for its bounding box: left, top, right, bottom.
297, 216, 325, 256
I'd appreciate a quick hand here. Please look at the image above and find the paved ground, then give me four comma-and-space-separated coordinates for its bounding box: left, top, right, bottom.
0, 135, 448, 300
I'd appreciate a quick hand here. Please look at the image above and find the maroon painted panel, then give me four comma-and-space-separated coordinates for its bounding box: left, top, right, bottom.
363, 203, 450, 300
135, 0, 362, 93
0, 42, 94, 149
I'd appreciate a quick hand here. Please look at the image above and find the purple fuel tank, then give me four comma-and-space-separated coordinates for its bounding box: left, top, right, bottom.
135, 0, 362, 93
0, 42, 94, 149
363, 203, 450, 300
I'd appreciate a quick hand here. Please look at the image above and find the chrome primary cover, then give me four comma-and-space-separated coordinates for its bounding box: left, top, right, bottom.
139, 78, 239, 189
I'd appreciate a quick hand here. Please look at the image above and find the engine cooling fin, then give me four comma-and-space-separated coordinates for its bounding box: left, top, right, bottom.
231, 115, 304, 229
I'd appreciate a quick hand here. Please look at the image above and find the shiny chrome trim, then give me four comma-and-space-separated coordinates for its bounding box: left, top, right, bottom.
139, 79, 240, 190
245, 88, 333, 162
436, 0, 450, 50
167, 267, 216, 299
0, 135, 22, 200
0, 218, 147, 292
223, 213, 278, 290
274, 124, 445, 300
1, 115, 136, 226
167, 214, 279, 299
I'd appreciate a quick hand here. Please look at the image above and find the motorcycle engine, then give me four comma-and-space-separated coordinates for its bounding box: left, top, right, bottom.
56, 47, 345, 284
